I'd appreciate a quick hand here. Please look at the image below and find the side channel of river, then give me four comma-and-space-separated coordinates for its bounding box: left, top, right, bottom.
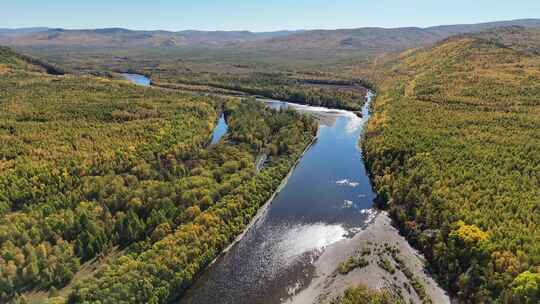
120, 73, 152, 86
209, 113, 228, 145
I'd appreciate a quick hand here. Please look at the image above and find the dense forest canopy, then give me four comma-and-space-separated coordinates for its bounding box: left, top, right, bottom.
363, 33, 540, 303
0, 46, 317, 303
151, 70, 370, 111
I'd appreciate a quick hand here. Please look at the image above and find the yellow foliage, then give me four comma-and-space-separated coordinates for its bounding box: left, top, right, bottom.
450, 221, 488, 244
0, 63, 10, 74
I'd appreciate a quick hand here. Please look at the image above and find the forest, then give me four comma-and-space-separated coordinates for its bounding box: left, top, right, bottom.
150, 71, 370, 111
2, 44, 372, 112
0, 46, 317, 303
362, 35, 540, 303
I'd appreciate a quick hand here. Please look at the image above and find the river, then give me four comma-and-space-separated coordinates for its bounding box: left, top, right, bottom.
209, 113, 228, 145
121, 73, 151, 86
183, 96, 376, 303
124, 74, 378, 303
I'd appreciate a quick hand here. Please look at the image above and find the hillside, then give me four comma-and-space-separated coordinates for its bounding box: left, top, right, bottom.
0, 46, 65, 75
0, 47, 317, 303
469, 25, 540, 55
363, 30, 540, 303
425, 18, 540, 37
241, 19, 540, 54
0, 46, 41, 71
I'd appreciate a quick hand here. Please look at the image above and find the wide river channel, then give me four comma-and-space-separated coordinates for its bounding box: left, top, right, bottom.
123, 74, 377, 304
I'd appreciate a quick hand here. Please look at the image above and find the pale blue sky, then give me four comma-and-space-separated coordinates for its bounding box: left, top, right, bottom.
2, 0, 539, 31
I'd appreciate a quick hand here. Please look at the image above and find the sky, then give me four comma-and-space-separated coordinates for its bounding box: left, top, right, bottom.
2, 0, 539, 32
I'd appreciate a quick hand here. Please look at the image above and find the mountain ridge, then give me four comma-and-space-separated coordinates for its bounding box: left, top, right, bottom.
240, 18, 540, 53
0, 27, 300, 48
1, 18, 539, 51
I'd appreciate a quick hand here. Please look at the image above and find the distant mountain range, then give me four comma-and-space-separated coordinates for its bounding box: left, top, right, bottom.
1, 19, 539, 53
0, 27, 300, 48
239, 19, 540, 54
0, 27, 50, 37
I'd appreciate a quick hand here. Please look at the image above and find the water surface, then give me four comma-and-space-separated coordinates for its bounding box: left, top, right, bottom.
209, 113, 228, 145
121, 73, 151, 86
180, 95, 376, 304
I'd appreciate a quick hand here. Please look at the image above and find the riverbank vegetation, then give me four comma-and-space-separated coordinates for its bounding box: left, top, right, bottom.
363, 31, 540, 303
0, 46, 317, 303
330, 285, 399, 304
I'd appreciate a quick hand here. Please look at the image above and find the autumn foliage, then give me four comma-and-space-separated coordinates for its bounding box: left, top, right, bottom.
363, 35, 540, 302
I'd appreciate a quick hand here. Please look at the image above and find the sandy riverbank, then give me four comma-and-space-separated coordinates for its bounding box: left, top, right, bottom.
291, 212, 450, 304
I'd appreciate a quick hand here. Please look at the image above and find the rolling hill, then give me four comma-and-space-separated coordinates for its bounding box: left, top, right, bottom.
468, 25, 540, 55
0, 27, 50, 37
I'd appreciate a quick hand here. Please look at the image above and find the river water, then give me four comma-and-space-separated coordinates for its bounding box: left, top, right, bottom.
181, 96, 376, 304
209, 113, 228, 145
124, 74, 376, 304
121, 73, 151, 86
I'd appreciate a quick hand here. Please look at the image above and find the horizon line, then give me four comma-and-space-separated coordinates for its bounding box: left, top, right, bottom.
1, 17, 539, 34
